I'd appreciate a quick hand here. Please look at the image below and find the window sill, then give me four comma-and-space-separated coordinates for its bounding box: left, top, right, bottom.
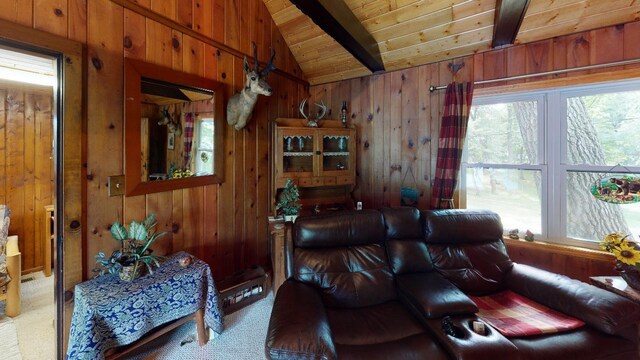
503, 236, 614, 262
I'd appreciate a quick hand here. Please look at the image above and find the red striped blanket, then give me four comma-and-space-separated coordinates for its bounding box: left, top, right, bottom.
470, 290, 585, 337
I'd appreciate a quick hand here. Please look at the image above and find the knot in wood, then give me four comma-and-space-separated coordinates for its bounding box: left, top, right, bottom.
70, 220, 81, 230
54, 8, 64, 17
91, 56, 103, 71
123, 36, 133, 49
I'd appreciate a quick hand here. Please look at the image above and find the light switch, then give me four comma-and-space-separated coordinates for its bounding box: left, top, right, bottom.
108, 175, 125, 196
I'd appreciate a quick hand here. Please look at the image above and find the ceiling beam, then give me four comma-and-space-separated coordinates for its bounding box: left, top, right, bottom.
492, 0, 531, 47
290, 0, 385, 73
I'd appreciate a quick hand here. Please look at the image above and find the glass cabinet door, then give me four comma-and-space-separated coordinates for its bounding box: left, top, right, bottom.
320, 130, 352, 176
278, 129, 315, 177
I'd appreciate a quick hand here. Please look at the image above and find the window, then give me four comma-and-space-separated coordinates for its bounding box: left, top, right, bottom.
195, 117, 214, 175
463, 81, 640, 247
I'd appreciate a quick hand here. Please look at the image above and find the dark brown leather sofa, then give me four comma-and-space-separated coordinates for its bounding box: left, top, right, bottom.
265, 208, 640, 360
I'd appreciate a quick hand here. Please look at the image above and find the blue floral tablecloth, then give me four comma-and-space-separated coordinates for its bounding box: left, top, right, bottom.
66, 252, 224, 359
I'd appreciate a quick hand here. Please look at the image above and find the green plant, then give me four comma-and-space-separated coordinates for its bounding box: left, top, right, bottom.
94, 213, 167, 277
275, 179, 301, 216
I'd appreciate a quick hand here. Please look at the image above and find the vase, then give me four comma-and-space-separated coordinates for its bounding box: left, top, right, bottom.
119, 263, 144, 282
616, 261, 640, 290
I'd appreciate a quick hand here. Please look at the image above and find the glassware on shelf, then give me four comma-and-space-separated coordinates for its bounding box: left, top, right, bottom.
286, 137, 293, 151
338, 137, 345, 151
298, 137, 304, 151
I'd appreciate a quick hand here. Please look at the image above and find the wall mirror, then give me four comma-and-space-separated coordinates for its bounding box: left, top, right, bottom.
125, 58, 224, 196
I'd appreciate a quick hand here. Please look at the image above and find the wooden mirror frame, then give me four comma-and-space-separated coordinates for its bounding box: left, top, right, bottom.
124, 58, 224, 196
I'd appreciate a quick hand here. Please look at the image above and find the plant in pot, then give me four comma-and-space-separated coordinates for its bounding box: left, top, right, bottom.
276, 179, 301, 222
94, 213, 167, 282
600, 232, 640, 290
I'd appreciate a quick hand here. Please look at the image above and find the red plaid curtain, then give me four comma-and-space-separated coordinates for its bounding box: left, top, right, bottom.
183, 112, 195, 169
430, 82, 474, 209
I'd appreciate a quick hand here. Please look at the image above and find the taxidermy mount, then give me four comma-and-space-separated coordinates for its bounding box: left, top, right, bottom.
226, 42, 276, 130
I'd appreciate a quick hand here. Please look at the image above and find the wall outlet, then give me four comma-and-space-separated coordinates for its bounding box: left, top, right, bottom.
356, 202, 363, 210
108, 175, 125, 196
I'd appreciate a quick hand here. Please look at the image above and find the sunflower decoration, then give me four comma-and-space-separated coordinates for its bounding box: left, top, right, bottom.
600, 233, 640, 269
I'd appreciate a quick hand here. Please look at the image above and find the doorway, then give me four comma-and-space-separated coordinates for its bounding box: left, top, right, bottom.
0, 43, 57, 360
0, 19, 84, 360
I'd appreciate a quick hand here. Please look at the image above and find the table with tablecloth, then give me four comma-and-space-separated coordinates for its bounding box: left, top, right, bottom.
66, 251, 224, 359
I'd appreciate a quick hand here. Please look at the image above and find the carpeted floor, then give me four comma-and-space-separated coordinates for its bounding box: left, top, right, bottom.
2, 274, 274, 359
0, 315, 21, 359
129, 292, 274, 359
0, 271, 55, 360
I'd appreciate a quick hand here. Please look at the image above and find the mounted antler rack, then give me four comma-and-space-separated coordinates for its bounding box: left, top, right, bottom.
299, 98, 327, 128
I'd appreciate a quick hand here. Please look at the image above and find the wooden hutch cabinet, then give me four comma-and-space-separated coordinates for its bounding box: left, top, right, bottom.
273, 120, 355, 189
269, 118, 357, 293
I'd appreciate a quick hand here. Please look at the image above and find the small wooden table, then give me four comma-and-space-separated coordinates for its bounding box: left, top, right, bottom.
590, 276, 640, 303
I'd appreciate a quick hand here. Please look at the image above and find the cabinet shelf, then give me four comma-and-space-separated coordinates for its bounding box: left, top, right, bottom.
283, 152, 314, 157
323, 152, 350, 156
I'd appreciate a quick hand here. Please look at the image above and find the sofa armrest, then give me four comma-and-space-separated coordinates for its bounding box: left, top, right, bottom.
396, 272, 478, 319
506, 263, 640, 339
265, 280, 336, 360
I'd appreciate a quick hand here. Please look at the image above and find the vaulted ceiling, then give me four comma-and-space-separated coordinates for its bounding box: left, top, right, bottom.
263, 0, 640, 85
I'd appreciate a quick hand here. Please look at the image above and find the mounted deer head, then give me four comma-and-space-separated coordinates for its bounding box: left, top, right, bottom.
226, 42, 276, 130
299, 98, 327, 128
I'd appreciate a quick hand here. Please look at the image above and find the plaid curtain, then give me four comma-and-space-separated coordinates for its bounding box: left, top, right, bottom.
183, 112, 195, 169
430, 82, 474, 209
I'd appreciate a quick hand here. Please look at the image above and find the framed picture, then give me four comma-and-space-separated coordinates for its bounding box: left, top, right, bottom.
167, 132, 175, 150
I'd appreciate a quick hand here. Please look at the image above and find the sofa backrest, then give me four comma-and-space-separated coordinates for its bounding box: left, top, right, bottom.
381, 207, 434, 275
423, 209, 513, 296
291, 210, 397, 308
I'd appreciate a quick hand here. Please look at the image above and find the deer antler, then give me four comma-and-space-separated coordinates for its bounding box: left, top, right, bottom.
315, 101, 327, 121
252, 41, 259, 73
299, 98, 309, 121
261, 48, 276, 78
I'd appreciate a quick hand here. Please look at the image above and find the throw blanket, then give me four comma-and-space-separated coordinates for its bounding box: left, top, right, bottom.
470, 290, 585, 337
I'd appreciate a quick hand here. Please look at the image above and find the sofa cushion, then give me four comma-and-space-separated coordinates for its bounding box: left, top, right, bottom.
294, 244, 396, 308
327, 301, 450, 360
334, 333, 449, 360
386, 240, 433, 274
294, 210, 385, 248
381, 207, 434, 274
423, 209, 512, 295
381, 207, 423, 240
428, 240, 512, 295
423, 209, 503, 244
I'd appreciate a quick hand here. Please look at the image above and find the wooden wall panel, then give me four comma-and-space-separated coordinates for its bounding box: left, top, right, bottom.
309, 20, 640, 280
0, 0, 306, 284
0, 88, 54, 273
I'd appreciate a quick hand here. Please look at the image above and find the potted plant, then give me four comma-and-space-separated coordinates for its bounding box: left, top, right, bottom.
94, 213, 167, 281
600, 232, 640, 290
276, 179, 301, 222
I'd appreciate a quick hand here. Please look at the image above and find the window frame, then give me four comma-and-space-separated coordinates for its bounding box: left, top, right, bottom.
464, 79, 640, 249
194, 116, 215, 175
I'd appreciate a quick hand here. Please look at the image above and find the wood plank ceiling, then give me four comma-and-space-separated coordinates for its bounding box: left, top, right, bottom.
264, 0, 640, 85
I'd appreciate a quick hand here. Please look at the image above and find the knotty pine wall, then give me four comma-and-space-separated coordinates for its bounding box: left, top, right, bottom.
309, 21, 640, 280
0, 86, 54, 273
0, 0, 306, 281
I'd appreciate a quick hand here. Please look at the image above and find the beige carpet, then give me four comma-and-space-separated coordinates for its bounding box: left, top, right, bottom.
129, 292, 274, 359
10, 272, 55, 360
0, 315, 21, 359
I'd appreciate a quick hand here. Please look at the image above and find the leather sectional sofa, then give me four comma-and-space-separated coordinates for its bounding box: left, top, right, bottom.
265, 208, 640, 360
